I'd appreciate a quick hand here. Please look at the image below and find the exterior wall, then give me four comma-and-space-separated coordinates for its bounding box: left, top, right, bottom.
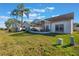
23, 22, 30, 31
44, 21, 51, 31
31, 27, 43, 31
49, 19, 73, 34
23, 22, 30, 28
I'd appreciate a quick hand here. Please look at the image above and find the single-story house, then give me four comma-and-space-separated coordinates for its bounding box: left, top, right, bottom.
31, 12, 74, 34
22, 21, 30, 31
9, 21, 30, 32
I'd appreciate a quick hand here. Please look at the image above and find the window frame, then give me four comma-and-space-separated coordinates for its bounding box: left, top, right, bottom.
55, 24, 64, 32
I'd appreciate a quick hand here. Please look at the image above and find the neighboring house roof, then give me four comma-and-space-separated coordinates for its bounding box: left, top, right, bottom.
45, 12, 74, 23
31, 20, 45, 27
32, 19, 42, 24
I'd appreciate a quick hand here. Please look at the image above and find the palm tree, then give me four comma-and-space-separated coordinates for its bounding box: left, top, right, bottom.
10, 9, 20, 32
17, 3, 30, 27
10, 9, 19, 20
10, 4, 30, 31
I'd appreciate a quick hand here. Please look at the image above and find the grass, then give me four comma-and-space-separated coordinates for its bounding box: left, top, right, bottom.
0, 30, 79, 56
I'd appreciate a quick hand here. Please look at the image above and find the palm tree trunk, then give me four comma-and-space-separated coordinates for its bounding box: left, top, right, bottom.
21, 14, 23, 28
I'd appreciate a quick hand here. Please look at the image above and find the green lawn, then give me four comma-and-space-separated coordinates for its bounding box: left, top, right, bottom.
0, 30, 79, 56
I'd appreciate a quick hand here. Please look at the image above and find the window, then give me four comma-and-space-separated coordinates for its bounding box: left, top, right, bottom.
55, 24, 64, 32
60, 24, 64, 32
23, 26, 25, 28
55, 25, 59, 31
46, 25, 50, 31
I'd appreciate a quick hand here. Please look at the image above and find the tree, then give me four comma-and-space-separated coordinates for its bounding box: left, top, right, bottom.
17, 3, 30, 27
74, 23, 79, 27
10, 9, 19, 20
5, 18, 20, 31
9, 4, 30, 31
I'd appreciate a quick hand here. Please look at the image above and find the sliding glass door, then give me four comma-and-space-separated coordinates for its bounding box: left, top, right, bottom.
55, 24, 64, 32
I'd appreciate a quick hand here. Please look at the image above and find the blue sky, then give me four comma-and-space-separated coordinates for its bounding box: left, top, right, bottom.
0, 3, 79, 28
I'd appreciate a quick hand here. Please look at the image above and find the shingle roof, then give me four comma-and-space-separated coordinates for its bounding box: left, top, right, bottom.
45, 12, 74, 23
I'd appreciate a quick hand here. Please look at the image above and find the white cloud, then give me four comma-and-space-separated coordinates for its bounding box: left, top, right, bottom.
46, 7, 55, 10
52, 14, 59, 17
29, 13, 39, 17
0, 23, 6, 28
32, 9, 45, 13
36, 16, 45, 19
31, 7, 55, 13
7, 11, 11, 14
21, 7, 55, 20
28, 13, 45, 19
19, 12, 45, 20
23, 13, 40, 17
0, 16, 10, 19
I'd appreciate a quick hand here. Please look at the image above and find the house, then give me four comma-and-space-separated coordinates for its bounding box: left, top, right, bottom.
9, 23, 20, 32
73, 23, 79, 31
31, 20, 48, 31
18, 21, 30, 31
9, 21, 30, 32
31, 12, 74, 34
22, 21, 30, 31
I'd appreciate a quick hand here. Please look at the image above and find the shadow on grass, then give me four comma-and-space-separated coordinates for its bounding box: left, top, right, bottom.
9, 31, 67, 37
52, 44, 62, 48
28, 32, 67, 37
52, 44, 73, 48
62, 44, 74, 48
9, 31, 33, 36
